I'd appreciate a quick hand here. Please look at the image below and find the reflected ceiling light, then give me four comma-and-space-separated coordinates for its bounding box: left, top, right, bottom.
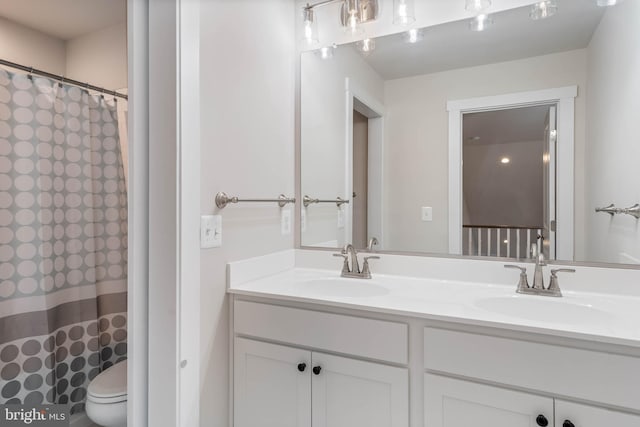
302, 6, 319, 45
596, 0, 622, 5
394, 0, 416, 25
530, 1, 557, 20
500, 157, 510, 164
317, 45, 336, 59
357, 38, 376, 55
503, 239, 509, 244
468, 136, 481, 141
403, 28, 424, 43
465, 0, 491, 12
469, 14, 493, 31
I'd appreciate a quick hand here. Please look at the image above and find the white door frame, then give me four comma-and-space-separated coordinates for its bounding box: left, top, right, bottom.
345, 78, 385, 247
129, 0, 201, 426
447, 86, 577, 260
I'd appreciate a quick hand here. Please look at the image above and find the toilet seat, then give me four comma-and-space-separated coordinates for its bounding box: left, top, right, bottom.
87, 360, 127, 404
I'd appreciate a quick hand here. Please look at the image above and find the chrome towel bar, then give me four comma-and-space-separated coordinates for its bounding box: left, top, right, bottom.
215, 192, 295, 209
303, 195, 350, 208
595, 203, 640, 219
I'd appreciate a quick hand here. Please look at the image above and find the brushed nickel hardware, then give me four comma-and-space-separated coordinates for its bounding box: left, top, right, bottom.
595, 203, 640, 219
367, 237, 379, 252
215, 192, 295, 209
623, 203, 640, 219
505, 236, 572, 297
334, 244, 379, 279
303, 195, 349, 207
504, 265, 529, 293
595, 204, 617, 215
547, 268, 576, 297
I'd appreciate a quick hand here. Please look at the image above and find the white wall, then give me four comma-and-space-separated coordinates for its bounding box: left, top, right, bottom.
585, 1, 640, 264
383, 49, 587, 254
199, 1, 296, 426
0, 17, 126, 90
66, 21, 128, 90
301, 46, 384, 247
0, 16, 66, 74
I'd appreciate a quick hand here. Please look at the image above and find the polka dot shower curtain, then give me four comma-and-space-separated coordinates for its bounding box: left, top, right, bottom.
0, 68, 128, 415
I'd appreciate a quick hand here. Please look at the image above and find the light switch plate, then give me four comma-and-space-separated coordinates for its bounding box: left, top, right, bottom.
281, 209, 292, 235
421, 207, 433, 222
201, 215, 222, 248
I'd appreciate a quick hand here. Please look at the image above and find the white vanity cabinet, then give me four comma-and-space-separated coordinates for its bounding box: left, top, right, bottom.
423, 374, 640, 427
232, 301, 410, 427
424, 374, 553, 427
554, 401, 640, 427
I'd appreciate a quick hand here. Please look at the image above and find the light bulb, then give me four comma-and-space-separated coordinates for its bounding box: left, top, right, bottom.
302, 7, 318, 45
530, 1, 557, 20
393, 0, 415, 25
403, 28, 424, 44
469, 14, 493, 31
465, 0, 491, 12
500, 157, 510, 164
357, 38, 375, 55
318, 46, 335, 59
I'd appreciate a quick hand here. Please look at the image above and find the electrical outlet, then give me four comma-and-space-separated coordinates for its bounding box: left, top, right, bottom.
281, 209, 292, 235
421, 207, 433, 222
201, 215, 222, 248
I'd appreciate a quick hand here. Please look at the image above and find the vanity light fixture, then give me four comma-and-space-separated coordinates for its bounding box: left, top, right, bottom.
465, 0, 491, 13
469, 14, 493, 31
500, 157, 510, 164
403, 28, 423, 43
357, 38, 376, 54
530, 1, 557, 20
302, 6, 319, 45
393, 0, 416, 25
302, 0, 380, 42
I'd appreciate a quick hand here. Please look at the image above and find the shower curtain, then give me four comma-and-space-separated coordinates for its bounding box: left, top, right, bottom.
0, 68, 128, 415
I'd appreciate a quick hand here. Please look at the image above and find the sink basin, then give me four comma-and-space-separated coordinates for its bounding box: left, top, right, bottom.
475, 295, 614, 325
298, 278, 389, 298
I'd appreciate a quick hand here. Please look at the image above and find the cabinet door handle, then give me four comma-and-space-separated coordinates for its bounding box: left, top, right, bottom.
563, 421, 575, 427
312, 366, 322, 375
536, 414, 549, 427
297, 363, 307, 372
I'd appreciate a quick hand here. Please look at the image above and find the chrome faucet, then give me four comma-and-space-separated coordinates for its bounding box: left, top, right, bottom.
334, 244, 379, 279
504, 262, 575, 297
367, 237, 379, 252
532, 242, 546, 290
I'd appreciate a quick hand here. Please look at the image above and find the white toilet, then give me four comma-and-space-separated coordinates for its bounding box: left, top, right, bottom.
86, 360, 127, 427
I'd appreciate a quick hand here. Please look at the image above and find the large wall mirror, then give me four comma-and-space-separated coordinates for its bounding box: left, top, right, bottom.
300, 0, 640, 266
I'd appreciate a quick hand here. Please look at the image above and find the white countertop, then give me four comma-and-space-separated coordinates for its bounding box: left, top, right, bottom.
227, 251, 640, 348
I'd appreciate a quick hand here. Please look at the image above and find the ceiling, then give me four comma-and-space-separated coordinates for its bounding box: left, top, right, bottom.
463, 105, 552, 146
360, 0, 605, 80
0, 0, 126, 40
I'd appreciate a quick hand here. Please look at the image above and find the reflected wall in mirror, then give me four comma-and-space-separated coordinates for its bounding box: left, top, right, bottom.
300, 0, 640, 265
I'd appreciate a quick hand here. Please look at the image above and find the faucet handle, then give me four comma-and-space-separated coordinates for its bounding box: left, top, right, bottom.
548, 268, 575, 296
333, 253, 350, 273
361, 256, 380, 279
504, 265, 529, 291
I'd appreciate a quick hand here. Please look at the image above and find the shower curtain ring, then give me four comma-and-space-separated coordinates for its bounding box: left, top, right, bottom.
28, 66, 34, 80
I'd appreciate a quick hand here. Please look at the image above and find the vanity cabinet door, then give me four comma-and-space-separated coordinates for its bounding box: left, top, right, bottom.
555, 400, 640, 427
234, 338, 311, 427
424, 374, 553, 427
311, 352, 409, 427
